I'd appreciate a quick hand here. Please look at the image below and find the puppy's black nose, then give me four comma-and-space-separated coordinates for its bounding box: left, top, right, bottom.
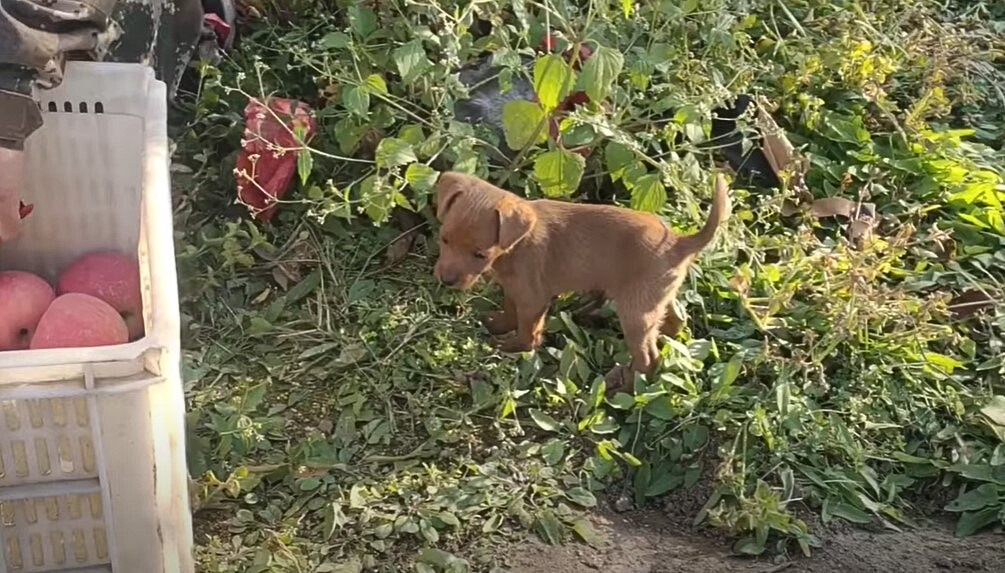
441, 274, 459, 286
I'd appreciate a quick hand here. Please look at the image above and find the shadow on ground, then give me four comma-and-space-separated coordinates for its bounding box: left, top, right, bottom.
507, 508, 1004, 573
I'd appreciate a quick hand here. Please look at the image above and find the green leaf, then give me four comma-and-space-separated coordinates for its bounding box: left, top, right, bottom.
375, 138, 417, 169
645, 470, 683, 497
365, 74, 388, 95
482, 513, 503, 533
571, 518, 604, 546
644, 397, 674, 420
620, 0, 633, 18
948, 463, 1005, 484
534, 54, 576, 112
321, 502, 347, 539
580, 45, 624, 101
629, 174, 666, 213
416, 548, 465, 568
336, 343, 368, 366
348, 4, 377, 39
732, 536, 765, 555
541, 440, 565, 465
349, 484, 366, 508
622, 451, 643, 467
822, 498, 872, 524
347, 279, 376, 303
605, 142, 635, 182
299, 342, 338, 360
608, 392, 636, 410
980, 396, 1005, 426
923, 352, 964, 374
684, 465, 702, 488
400, 518, 420, 534
534, 149, 585, 197
821, 111, 871, 145
717, 353, 744, 390
371, 522, 393, 539
955, 507, 1000, 537
419, 519, 439, 543
535, 510, 563, 545
297, 148, 313, 187
286, 269, 321, 303
398, 124, 425, 146
393, 40, 430, 83
633, 462, 651, 506
343, 86, 370, 118
501, 100, 548, 151
320, 32, 351, 49
437, 512, 460, 527
564, 487, 597, 508
328, 558, 362, 573
529, 408, 562, 432
405, 163, 439, 192
682, 424, 709, 452
945, 484, 1002, 512
892, 451, 934, 465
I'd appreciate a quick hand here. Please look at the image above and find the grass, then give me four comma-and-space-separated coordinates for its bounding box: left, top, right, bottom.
172, 1, 1005, 571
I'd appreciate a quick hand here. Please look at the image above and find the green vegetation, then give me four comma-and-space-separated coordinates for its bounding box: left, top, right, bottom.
172, 1, 1005, 570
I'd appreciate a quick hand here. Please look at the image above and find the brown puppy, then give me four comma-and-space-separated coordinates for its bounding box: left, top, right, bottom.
433, 171, 729, 382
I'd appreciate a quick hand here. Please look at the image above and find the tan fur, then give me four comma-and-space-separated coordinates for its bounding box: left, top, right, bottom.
433, 171, 730, 382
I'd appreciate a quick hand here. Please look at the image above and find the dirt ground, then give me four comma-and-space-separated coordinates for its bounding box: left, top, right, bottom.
506, 508, 1004, 573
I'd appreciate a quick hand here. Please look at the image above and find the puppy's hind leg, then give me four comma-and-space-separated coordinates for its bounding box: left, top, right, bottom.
659, 275, 689, 337
622, 313, 661, 375
607, 296, 664, 389
660, 301, 684, 338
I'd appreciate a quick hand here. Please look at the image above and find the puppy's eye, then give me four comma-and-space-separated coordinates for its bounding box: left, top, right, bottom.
440, 237, 449, 245
473, 251, 487, 260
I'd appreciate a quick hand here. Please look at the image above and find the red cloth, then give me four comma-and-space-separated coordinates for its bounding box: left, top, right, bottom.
235, 98, 317, 222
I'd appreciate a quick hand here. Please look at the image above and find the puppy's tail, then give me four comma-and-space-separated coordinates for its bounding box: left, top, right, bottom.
680, 173, 730, 255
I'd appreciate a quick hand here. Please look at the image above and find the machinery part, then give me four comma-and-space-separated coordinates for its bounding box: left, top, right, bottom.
0, 0, 122, 148
0, 0, 121, 87
0, 0, 207, 149
103, 0, 204, 101
0, 67, 42, 151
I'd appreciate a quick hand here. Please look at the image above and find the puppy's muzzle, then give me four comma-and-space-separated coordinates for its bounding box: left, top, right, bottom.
434, 264, 460, 287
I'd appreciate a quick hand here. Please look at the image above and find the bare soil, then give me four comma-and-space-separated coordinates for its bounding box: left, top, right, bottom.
506, 508, 1004, 573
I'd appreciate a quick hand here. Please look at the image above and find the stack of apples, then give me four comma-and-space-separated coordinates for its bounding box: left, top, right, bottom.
0, 251, 144, 351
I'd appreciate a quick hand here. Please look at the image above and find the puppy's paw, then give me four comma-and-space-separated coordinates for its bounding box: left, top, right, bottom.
482, 311, 516, 335
604, 365, 634, 393
496, 337, 535, 354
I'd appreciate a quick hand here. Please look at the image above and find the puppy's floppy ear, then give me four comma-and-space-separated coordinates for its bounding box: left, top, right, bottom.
435, 173, 465, 222
495, 198, 536, 251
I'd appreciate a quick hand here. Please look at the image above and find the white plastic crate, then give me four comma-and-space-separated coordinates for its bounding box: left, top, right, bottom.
0, 63, 194, 573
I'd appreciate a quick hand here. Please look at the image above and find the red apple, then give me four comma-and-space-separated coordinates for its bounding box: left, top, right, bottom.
0, 270, 55, 350
30, 293, 129, 350
57, 251, 144, 340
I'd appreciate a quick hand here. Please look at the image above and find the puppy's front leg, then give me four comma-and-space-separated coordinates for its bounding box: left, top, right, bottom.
482, 295, 517, 335
497, 292, 550, 353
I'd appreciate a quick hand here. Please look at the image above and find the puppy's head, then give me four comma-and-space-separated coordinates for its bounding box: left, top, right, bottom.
433, 172, 536, 290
